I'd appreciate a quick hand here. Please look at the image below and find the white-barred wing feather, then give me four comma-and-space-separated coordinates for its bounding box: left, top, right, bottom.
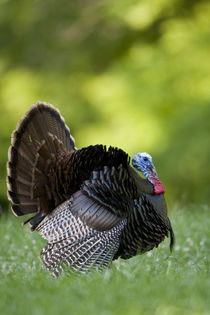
37, 198, 126, 276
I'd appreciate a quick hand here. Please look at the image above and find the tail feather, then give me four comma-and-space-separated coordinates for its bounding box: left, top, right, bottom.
7, 102, 75, 217
12, 204, 38, 216
7, 176, 31, 196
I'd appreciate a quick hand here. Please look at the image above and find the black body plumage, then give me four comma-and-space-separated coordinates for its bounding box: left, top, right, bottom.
7, 102, 174, 276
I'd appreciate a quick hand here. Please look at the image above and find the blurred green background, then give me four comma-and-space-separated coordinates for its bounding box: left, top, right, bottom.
0, 0, 210, 210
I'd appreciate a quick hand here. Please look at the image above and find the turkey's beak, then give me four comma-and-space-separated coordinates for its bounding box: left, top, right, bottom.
150, 167, 158, 177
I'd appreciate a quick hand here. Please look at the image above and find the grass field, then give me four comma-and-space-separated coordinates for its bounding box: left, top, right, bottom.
0, 204, 209, 315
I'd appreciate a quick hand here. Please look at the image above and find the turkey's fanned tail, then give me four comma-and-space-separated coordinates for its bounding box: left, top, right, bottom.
7, 102, 75, 219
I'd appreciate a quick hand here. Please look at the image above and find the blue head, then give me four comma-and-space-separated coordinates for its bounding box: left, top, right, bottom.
132, 152, 165, 194
132, 152, 156, 179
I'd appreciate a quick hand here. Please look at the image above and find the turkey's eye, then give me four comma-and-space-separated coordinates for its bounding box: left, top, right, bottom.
143, 157, 148, 162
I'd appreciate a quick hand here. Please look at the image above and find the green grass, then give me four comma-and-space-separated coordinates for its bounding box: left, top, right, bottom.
0, 205, 209, 315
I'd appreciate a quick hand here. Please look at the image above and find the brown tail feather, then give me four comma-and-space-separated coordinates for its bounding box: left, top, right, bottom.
7, 102, 75, 218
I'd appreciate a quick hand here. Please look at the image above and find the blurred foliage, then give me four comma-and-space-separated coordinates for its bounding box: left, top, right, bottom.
0, 0, 210, 208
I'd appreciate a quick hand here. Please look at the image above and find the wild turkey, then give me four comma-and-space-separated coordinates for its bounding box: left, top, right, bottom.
7, 102, 174, 276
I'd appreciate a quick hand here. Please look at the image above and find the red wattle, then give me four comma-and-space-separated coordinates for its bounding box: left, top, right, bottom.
153, 181, 165, 194
149, 173, 165, 194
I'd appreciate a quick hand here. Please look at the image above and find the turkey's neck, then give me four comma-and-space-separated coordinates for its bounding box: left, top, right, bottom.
148, 172, 165, 195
